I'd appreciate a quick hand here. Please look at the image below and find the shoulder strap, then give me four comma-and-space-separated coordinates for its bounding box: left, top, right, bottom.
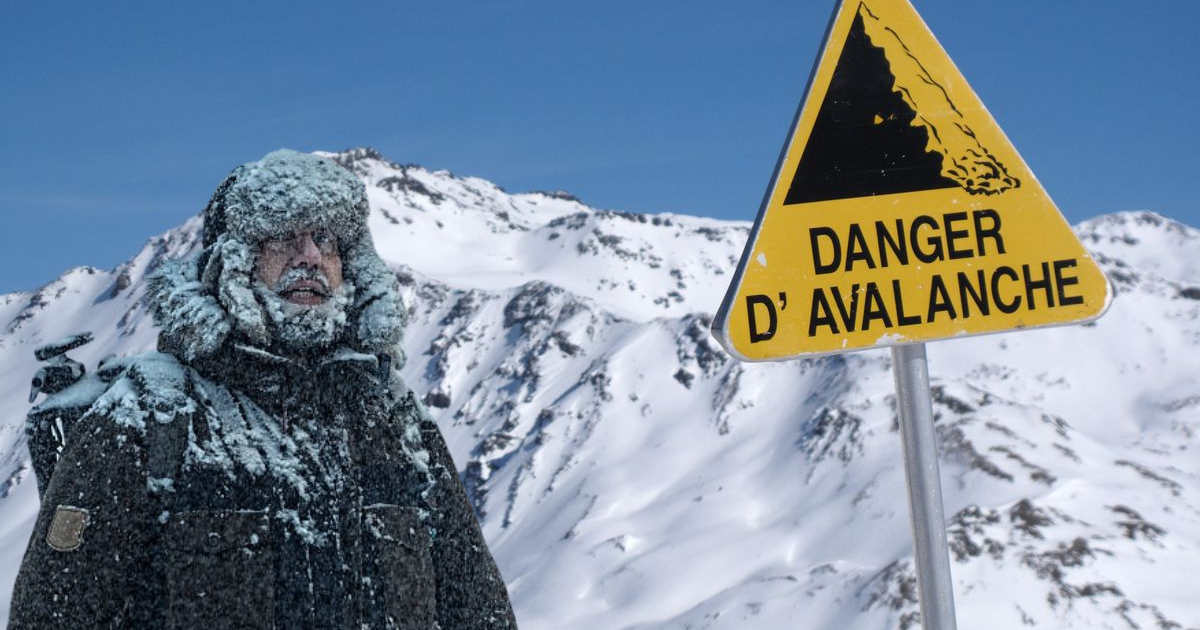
142, 367, 197, 500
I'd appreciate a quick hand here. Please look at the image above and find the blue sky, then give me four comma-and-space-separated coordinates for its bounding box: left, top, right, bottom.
3, 0, 1197, 293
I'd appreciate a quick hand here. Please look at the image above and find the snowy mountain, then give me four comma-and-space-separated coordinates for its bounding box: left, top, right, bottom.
1, 147, 1197, 629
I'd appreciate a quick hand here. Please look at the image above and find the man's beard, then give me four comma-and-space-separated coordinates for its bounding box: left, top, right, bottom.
253, 268, 352, 355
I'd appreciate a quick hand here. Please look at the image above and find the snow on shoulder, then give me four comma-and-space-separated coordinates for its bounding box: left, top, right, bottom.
87, 352, 194, 432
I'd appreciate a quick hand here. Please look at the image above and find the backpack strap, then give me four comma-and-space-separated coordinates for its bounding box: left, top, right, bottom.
25, 356, 131, 500
130, 357, 197, 501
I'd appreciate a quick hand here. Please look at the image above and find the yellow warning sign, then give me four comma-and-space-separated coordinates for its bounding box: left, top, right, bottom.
713, 0, 1111, 361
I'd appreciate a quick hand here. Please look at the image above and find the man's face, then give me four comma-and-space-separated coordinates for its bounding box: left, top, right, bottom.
254, 229, 344, 305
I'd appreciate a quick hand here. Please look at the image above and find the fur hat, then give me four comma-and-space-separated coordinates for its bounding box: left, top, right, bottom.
148, 150, 406, 363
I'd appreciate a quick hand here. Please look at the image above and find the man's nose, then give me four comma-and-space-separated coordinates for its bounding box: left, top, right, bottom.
291, 234, 323, 267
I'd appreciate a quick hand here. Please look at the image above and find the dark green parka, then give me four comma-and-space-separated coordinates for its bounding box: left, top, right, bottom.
11, 343, 517, 629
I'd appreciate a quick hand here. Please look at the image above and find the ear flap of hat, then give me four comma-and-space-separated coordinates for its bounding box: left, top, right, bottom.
147, 251, 232, 362
342, 238, 407, 363
211, 236, 271, 348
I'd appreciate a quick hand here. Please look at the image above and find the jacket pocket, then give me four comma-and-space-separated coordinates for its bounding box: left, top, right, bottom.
362, 504, 436, 628
163, 509, 274, 629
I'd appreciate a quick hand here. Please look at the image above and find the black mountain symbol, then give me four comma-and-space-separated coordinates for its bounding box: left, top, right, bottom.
785, 9, 956, 205
785, 4, 1019, 205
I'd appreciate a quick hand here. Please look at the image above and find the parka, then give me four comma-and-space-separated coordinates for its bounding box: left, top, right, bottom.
12, 344, 516, 629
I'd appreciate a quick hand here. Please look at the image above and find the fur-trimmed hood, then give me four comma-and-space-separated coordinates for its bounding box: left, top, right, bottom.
146, 150, 406, 364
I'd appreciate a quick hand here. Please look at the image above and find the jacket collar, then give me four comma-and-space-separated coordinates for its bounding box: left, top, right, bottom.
187, 341, 386, 415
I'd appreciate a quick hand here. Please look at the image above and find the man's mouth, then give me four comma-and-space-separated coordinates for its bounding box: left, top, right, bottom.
279, 279, 330, 305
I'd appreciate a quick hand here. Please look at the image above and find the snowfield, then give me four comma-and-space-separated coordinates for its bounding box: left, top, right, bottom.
0, 148, 1196, 629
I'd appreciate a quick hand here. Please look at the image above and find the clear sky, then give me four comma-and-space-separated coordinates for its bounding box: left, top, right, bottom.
3, 0, 1197, 294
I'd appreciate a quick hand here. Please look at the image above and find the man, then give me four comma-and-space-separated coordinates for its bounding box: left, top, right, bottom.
11, 150, 518, 628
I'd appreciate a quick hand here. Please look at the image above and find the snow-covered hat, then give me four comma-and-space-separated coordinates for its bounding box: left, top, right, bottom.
148, 149, 406, 362
202, 149, 369, 249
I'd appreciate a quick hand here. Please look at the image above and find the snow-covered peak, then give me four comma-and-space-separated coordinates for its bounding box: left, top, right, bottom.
1076, 210, 1200, 287
320, 146, 585, 229
315, 147, 750, 321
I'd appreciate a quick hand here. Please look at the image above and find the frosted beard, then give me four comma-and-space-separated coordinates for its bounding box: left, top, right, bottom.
253, 268, 353, 355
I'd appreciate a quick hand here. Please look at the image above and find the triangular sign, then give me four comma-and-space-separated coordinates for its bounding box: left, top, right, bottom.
713, 0, 1111, 361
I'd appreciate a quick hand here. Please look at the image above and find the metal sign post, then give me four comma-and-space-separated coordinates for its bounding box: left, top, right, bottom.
892, 343, 957, 630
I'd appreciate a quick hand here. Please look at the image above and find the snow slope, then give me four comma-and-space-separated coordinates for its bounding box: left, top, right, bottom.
0, 148, 1196, 629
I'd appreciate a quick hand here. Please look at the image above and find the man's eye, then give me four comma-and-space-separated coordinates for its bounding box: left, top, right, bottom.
312, 231, 337, 253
